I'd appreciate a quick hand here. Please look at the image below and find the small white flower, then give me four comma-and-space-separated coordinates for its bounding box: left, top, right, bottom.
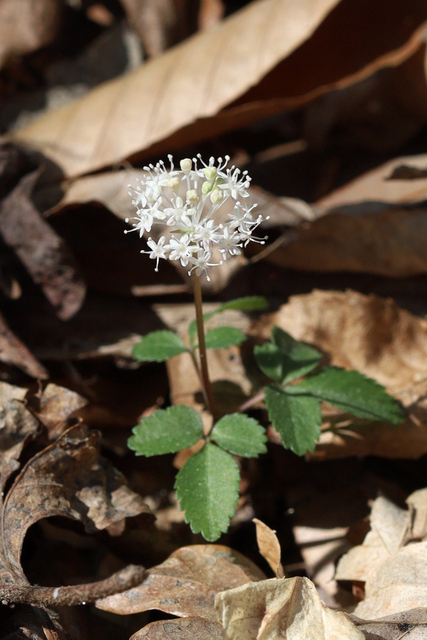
188, 250, 222, 282
124, 209, 154, 236
217, 166, 251, 200
167, 234, 194, 267
217, 226, 243, 259
142, 237, 167, 271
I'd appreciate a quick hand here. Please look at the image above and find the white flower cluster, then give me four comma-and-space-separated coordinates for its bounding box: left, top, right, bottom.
125, 155, 267, 280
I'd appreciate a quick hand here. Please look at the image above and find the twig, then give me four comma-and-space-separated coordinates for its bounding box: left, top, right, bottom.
0, 564, 146, 606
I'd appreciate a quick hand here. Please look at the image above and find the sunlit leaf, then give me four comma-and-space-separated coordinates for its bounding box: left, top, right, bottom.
265, 385, 322, 455
212, 413, 267, 457
288, 367, 405, 425
175, 443, 239, 541
128, 405, 203, 456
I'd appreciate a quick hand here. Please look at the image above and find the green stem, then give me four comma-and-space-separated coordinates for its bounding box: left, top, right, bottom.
192, 273, 219, 421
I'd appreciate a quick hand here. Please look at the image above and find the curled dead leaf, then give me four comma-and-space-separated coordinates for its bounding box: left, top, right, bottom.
336, 491, 427, 619
215, 576, 364, 639
253, 518, 284, 578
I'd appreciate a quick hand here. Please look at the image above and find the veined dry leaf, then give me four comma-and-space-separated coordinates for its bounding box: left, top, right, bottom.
336, 492, 427, 619
97, 544, 265, 618
253, 518, 284, 578
12, 0, 427, 178
215, 576, 364, 639
253, 290, 427, 459
0, 0, 61, 68
351, 608, 427, 640
131, 618, 224, 640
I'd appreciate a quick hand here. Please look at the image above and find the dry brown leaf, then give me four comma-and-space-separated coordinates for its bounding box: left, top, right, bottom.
97, 544, 265, 617
215, 576, 364, 639
351, 608, 427, 640
317, 153, 427, 211
131, 618, 224, 640
253, 518, 284, 578
264, 204, 427, 278
0, 0, 61, 68
27, 382, 88, 433
9, 0, 342, 176
11, 0, 427, 177
336, 491, 427, 619
254, 290, 427, 459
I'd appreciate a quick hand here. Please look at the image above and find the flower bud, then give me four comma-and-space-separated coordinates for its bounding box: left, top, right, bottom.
186, 189, 199, 204
210, 189, 223, 204
180, 158, 192, 174
202, 181, 213, 195
167, 176, 180, 193
204, 166, 217, 182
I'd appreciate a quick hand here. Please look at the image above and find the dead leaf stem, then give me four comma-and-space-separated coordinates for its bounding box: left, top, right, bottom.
0, 564, 146, 606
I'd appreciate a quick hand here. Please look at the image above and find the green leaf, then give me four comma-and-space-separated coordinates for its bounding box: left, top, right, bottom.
204, 326, 247, 350
254, 326, 322, 384
265, 385, 322, 455
212, 413, 267, 457
189, 296, 268, 345
128, 405, 203, 456
175, 443, 240, 541
287, 367, 405, 425
132, 330, 188, 362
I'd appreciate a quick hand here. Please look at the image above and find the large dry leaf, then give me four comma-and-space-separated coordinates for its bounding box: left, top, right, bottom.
215, 576, 364, 639
264, 204, 427, 277
254, 290, 427, 458
12, 0, 427, 178
97, 544, 265, 618
336, 491, 427, 619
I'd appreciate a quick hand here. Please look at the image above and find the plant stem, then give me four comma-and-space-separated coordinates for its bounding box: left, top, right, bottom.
192, 273, 219, 420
